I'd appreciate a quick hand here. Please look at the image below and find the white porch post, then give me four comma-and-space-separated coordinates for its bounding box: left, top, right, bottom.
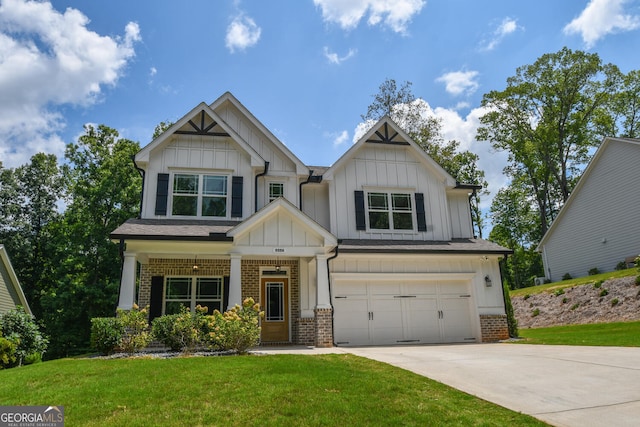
316, 254, 331, 309
228, 254, 242, 310
118, 252, 137, 310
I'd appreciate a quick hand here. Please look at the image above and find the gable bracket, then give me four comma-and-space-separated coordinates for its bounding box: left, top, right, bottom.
366, 122, 408, 145
174, 110, 231, 137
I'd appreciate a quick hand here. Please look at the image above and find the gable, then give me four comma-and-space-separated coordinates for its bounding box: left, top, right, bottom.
228, 198, 337, 255
0, 245, 31, 315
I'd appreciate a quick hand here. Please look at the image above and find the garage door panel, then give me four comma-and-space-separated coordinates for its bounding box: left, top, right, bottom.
333, 297, 370, 345
405, 298, 440, 343
441, 297, 475, 343
371, 298, 404, 344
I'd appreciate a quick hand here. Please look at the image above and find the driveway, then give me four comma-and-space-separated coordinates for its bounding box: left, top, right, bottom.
344, 344, 640, 427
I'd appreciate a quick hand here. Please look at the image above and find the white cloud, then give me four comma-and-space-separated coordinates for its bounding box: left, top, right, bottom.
313, 0, 425, 33
436, 70, 480, 96
0, 0, 140, 167
323, 46, 357, 64
225, 14, 261, 53
482, 17, 522, 51
564, 0, 640, 48
330, 130, 350, 147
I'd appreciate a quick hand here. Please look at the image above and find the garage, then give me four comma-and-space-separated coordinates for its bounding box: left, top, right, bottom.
332, 277, 478, 346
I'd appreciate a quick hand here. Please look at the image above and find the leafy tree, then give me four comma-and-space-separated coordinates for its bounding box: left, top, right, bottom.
152, 120, 175, 139
478, 47, 620, 236
363, 78, 488, 236
610, 69, 640, 138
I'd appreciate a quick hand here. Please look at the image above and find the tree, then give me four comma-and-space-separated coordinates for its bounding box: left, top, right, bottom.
363, 78, 489, 237
611, 69, 640, 138
41, 125, 141, 357
477, 47, 620, 236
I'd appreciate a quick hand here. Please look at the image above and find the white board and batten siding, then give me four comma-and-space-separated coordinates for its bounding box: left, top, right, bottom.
540, 139, 640, 282
330, 255, 505, 346
329, 145, 452, 240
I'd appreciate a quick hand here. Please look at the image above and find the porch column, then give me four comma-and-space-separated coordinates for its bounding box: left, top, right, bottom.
228, 254, 242, 310
315, 254, 331, 309
117, 252, 137, 310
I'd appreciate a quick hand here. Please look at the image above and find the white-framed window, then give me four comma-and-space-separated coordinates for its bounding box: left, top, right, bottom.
268, 182, 284, 202
164, 276, 223, 315
171, 173, 229, 217
367, 191, 414, 230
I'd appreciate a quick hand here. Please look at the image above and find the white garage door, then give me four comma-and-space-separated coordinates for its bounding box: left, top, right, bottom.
333, 280, 476, 346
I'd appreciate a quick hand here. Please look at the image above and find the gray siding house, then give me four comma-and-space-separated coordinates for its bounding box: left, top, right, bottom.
538, 137, 640, 282
0, 245, 31, 315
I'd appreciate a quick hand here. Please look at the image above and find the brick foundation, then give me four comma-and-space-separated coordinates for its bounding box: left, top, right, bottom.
480, 314, 509, 342
297, 317, 316, 346
314, 308, 333, 347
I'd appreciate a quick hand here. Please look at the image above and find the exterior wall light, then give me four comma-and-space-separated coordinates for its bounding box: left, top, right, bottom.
484, 275, 492, 287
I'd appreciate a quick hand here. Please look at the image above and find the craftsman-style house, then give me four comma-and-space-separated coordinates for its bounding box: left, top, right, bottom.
111, 92, 511, 347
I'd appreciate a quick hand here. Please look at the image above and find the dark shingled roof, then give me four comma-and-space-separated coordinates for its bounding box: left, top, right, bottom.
110, 218, 239, 241
337, 239, 512, 255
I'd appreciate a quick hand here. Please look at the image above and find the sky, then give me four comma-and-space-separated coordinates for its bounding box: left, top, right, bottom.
1, 0, 640, 219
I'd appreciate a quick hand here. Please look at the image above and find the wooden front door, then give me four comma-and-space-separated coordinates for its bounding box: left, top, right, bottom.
260, 278, 289, 342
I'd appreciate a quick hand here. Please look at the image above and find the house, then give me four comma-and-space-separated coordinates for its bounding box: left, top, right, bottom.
538, 137, 640, 282
110, 92, 511, 347
0, 245, 32, 315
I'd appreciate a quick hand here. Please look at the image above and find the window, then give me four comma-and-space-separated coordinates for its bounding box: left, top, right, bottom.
268, 182, 284, 202
367, 192, 414, 230
171, 174, 228, 217
164, 277, 223, 315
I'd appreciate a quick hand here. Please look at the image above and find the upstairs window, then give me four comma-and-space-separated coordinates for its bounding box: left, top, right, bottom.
269, 182, 284, 202
171, 174, 228, 217
367, 192, 414, 230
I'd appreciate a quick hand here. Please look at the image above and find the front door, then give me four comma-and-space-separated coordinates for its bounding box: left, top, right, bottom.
260, 278, 289, 342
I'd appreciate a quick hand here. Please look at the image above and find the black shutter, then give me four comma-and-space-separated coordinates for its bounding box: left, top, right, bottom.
354, 190, 366, 230
149, 276, 164, 322
155, 173, 170, 216
415, 193, 427, 232
223, 276, 230, 311
231, 176, 243, 218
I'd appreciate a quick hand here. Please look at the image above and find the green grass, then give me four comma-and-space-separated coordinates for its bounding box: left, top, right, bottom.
510, 268, 638, 298
516, 321, 640, 347
0, 354, 547, 426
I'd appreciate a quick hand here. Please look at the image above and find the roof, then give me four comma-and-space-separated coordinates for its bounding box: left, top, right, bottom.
538, 136, 640, 248
337, 238, 512, 255
110, 219, 239, 241
0, 245, 32, 315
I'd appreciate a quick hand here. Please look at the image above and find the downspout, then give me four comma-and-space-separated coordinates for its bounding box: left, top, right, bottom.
298, 171, 323, 211
326, 243, 340, 346
254, 161, 270, 213
131, 156, 145, 219
498, 253, 515, 338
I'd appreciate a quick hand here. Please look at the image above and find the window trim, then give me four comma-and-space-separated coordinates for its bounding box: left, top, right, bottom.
364, 189, 417, 232
266, 180, 285, 203
168, 171, 231, 218
163, 276, 224, 315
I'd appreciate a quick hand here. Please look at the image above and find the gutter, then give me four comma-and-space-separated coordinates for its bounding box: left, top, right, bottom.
131, 155, 145, 219
254, 161, 270, 213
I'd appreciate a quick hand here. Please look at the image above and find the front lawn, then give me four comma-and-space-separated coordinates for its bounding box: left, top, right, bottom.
516, 321, 640, 347
0, 354, 547, 426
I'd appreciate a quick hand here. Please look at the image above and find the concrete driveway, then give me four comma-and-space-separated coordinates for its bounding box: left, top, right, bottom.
344, 344, 640, 427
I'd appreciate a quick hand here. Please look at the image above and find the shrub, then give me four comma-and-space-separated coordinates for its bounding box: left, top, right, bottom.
90, 317, 124, 355
562, 273, 572, 281
599, 288, 609, 297
611, 298, 619, 307
562, 297, 568, 304
532, 308, 540, 317
635, 275, 640, 286
615, 261, 627, 271
0, 307, 48, 366
588, 267, 600, 276
593, 280, 603, 289
570, 303, 579, 310
206, 298, 263, 354
117, 305, 152, 354
152, 305, 209, 353
553, 289, 565, 297
523, 294, 530, 300
0, 331, 18, 369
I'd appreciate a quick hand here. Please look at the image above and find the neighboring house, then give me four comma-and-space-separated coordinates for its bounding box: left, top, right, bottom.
0, 245, 32, 315
111, 92, 511, 347
538, 137, 640, 282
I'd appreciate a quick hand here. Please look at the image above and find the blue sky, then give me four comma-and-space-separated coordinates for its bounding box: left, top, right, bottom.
1, 0, 640, 215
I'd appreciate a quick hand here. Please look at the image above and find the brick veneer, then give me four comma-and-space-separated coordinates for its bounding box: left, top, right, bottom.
479, 314, 509, 342
314, 308, 333, 347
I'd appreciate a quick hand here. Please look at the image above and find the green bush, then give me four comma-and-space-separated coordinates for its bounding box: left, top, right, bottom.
599, 288, 609, 297
152, 305, 209, 353
90, 317, 124, 355
206, 298, 263, 354
588, 267, 600, 276
635, 275, 640, 286
593, 280, 603, 289
562, 273, 572, 280
553, 289, 565, 296
532, 308, 540, 317
615, 261, 627, 271
611, 298, 619, 307
117, 305, 152, 354
0, 331, 18, 369
570, 303, 579, 310
0, 307, 48, 366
